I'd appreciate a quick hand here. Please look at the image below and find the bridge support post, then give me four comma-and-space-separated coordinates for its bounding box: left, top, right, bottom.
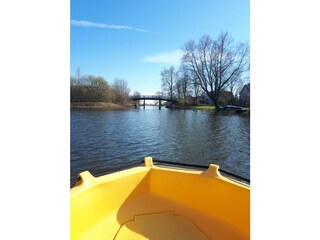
159, 100, 161, 110
143, 99, 145, 109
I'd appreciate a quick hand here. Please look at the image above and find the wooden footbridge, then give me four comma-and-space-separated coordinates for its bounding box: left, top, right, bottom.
130, 95, 178, 110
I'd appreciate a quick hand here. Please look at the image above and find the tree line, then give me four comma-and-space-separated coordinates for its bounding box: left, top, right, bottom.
161, 32, 250, 109
70, 69, 130, 105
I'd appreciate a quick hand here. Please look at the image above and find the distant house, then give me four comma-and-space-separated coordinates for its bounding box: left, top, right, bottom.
219, 90, 234, 105
199, 92, 212, 105
239, 83, 250, 107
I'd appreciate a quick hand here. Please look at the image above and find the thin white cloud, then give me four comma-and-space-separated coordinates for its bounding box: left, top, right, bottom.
142, 50, 183, 65
71, 19, 149, 32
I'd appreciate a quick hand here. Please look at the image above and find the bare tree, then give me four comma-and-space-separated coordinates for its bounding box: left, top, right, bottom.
228, 78, 242, 97
182, 32, 250, 110
175, 78, 182, 99
70, 73, 111, 102
132, 91, 141, 107
132, 91, 141, 98
161, 66, 178, 103
178, 69, 191, 105
86, 75, 111, 102
154, 91, 163, 105
111, 78, 130, 104
192, 74, 202, 104
75, 67, 81, 82
155, 91, 163, 96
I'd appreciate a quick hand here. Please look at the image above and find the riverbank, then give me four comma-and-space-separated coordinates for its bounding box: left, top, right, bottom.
175, 104, 250, 114
178, 105, 215, 111
71, 102, 132, 109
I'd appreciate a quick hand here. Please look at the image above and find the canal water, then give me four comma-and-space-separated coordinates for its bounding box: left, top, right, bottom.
71, 106, 250, 185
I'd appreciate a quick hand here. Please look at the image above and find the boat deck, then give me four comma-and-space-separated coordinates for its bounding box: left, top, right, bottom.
70, 158, 250, 240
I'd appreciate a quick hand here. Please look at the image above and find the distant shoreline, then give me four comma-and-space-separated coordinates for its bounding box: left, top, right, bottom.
70, 102, 249, 115
70, 102, 132, 109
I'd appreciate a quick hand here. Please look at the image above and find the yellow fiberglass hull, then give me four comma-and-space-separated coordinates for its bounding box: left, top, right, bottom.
70, 157, 250, 240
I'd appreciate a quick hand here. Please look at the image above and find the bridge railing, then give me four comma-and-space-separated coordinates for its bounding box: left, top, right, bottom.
130, 95, 178, 101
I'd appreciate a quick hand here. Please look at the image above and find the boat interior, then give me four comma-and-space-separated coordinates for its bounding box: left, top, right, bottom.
70, 157, 250, 240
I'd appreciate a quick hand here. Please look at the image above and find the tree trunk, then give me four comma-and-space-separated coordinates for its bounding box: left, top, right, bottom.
209, 91, 222, 110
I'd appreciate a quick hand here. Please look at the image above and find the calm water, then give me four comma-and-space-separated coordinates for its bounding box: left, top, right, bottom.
71, 107, 250, 184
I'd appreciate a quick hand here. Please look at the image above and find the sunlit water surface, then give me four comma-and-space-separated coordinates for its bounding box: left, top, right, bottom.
71, 107, 250, 184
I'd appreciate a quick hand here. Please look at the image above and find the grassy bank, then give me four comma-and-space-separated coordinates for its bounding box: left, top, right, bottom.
179, 105, 216, 111
71, 102, 132, 109
178, 104, 250, 114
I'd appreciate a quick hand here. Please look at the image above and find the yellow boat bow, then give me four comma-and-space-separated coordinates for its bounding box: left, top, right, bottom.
70, 157, 250, 239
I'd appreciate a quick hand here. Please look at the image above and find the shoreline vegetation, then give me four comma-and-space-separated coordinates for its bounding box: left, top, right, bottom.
71, 102, 132, 109
70, 102, 249, 114
179, 105, 215, 110
71, 32, 250, 114
174, 104, 249, 114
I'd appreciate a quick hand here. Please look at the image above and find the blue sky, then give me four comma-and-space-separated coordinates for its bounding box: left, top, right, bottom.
71, 0, 250, 95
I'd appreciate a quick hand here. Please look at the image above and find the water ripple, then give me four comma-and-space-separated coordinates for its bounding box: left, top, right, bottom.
71, 107, 250, 183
